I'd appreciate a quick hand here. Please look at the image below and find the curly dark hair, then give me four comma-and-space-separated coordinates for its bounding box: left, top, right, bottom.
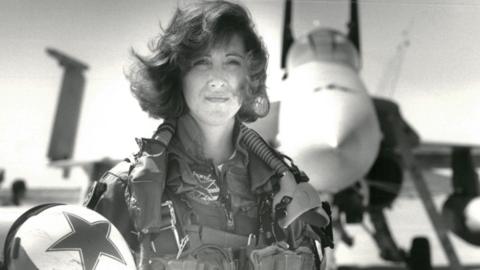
126, 0, 269, 122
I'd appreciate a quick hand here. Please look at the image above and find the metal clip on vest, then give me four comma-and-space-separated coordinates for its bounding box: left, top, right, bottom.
151, 200, 191, 259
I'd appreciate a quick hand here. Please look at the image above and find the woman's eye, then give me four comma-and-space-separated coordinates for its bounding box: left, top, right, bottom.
226, 59, 242, 66
192, 58, 210, 67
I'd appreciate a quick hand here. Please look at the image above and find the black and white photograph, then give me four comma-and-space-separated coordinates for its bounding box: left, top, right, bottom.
1, 0, 479, 269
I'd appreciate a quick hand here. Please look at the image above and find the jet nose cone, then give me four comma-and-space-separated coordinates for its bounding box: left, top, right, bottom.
279, 77, 380, 152
278, 61, 382, 192
279, 88, 381, 192
314, 90, 375, 148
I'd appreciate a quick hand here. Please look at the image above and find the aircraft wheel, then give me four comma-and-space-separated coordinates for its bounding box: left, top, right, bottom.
407, 237, 432, 270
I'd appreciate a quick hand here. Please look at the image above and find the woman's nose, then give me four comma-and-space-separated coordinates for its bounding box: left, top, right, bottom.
208, 78, 226, 89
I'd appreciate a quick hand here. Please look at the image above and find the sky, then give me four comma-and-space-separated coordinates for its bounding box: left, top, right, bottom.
1, 0, 480, 187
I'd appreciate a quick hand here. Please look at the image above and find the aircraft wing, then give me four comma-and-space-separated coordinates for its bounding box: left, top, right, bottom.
48, 158, 121, 181
414, 142, 480, 169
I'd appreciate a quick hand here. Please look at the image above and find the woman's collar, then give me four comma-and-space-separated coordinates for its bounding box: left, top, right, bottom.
172, 114, 246, 164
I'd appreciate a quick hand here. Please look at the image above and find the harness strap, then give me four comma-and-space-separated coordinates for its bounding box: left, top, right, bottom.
129, 119, 178, 269
149, 223, 251, 256
240, 125, 298, 246
183, 225, 249, 251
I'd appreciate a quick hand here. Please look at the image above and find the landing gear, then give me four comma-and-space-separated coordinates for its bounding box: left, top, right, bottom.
406, 237, 432, 270
369, 207, 406, 262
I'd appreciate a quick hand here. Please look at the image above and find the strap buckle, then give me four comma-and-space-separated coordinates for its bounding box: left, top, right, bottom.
150, 200, 187, 255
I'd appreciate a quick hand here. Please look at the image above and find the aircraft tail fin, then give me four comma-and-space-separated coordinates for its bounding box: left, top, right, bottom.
347, 0, 361, 56
281, 0, 294, 79
46, 48, 88, 173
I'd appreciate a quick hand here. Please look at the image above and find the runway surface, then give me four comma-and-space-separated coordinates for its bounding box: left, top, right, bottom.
335, 170, 480, 269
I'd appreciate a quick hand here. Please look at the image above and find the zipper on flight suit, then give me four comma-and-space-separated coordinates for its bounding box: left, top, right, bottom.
223, 193, 234, 231
215, 163, 235, 232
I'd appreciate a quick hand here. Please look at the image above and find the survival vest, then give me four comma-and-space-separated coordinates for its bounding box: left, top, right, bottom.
84, 118, 333, 270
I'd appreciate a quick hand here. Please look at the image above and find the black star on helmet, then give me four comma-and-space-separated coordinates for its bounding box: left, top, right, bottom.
47, 212, 126, 270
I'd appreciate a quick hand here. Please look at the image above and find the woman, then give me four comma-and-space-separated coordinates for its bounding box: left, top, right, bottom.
87, 1, 331, 269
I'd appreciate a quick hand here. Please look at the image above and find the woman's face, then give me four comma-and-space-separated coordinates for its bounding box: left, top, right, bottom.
182, 34, 247, 127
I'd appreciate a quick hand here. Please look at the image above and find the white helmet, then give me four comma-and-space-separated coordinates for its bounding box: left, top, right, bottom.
3, 204, 136, 270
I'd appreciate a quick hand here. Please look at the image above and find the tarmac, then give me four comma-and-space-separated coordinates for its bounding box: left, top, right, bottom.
335, 170, 480, 269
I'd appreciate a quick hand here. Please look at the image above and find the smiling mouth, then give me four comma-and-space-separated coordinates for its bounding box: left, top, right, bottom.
205, 96, 230, 102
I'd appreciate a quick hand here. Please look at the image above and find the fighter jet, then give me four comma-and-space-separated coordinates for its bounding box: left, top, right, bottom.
249, 1, 480, 269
